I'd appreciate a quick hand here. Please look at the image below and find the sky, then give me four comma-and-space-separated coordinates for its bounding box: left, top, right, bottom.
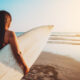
0, 0, 80, 32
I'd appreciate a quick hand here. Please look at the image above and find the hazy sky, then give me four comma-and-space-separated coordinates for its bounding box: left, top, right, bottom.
0, 0, 80, 32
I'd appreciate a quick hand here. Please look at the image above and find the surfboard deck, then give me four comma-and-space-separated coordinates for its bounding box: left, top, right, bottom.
0, 25, 54, 80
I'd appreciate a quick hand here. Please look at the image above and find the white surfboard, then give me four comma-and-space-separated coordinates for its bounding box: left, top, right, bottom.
0, 25, 54, 80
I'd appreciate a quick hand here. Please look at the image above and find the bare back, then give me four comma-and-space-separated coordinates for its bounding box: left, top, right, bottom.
3, 30, 20, 52
3, 30, 20, 53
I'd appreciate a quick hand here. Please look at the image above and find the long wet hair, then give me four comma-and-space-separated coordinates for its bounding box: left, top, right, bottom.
0, 10, 12, 49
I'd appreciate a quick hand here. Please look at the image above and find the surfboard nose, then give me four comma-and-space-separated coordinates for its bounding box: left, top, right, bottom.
48, 25, 54, 31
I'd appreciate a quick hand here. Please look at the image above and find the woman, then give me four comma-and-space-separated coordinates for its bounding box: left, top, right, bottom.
0, 10, 29, 75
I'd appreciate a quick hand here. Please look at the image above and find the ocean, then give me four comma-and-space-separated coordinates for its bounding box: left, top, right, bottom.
16, 32, 80, 62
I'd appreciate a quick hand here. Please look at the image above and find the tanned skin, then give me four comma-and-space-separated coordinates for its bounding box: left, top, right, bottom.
3, 16, 29, 75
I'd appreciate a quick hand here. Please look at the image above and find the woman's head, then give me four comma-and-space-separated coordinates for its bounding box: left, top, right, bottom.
0, 10, 12, 49
0, 10, 12, 30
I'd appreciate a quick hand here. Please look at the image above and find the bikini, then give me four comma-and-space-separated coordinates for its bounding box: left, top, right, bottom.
1, 42, 8, 49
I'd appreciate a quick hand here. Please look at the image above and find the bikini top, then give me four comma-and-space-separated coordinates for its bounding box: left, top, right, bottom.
0, 42, 8, 49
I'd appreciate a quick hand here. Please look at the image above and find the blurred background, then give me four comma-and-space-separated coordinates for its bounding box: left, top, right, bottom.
0, 0, 80, 32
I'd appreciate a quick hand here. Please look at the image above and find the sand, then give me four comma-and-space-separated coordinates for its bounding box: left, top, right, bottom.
22, 52, 80, 80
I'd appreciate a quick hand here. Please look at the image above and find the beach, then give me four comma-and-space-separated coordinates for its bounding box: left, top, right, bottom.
22, 51, 80, 80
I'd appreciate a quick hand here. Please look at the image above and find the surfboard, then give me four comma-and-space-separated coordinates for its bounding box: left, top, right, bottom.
0, 25, 54, 80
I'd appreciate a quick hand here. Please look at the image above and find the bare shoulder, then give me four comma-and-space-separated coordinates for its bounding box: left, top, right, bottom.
9, 31, 16, 38
8, 30, 17, 42
5, 30, 15, 37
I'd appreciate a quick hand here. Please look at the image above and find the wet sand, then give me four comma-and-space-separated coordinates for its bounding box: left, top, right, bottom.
22, 52, 80, 80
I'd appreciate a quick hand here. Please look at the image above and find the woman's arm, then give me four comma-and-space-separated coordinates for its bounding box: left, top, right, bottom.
9, 31, 29, 74
9, 31, 20, 54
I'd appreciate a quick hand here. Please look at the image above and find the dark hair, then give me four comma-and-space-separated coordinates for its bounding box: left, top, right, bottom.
0, 10, 12, 49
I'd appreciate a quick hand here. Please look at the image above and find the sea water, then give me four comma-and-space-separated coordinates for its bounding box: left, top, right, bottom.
16, 32, 80, 62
